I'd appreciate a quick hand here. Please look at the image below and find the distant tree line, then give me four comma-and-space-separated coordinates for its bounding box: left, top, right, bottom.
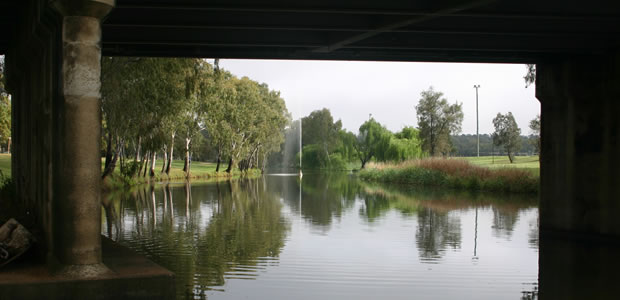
272, 85, 540, 170
450, 134, 538, 157
271, 108, 424, 170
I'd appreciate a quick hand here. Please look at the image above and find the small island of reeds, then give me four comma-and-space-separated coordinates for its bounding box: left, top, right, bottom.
358, 158, 539, 194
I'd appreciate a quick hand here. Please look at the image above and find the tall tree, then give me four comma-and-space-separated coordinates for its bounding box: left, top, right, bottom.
415, 87, 463, 156
528, 114, 540, 156
492, 112, 522, 163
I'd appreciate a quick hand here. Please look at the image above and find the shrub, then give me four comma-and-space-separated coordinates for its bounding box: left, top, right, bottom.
120, 161, 140, 178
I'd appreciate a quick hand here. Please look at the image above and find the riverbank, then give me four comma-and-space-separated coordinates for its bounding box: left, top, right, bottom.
104, 159, 261, 189
0, 154, 260, 191
358, 158, 539, 194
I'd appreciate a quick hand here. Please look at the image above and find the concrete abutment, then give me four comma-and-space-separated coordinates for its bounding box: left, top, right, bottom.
537, 53, 620, 239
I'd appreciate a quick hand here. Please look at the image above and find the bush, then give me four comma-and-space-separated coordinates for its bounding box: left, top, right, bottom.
120, 161, 140, 178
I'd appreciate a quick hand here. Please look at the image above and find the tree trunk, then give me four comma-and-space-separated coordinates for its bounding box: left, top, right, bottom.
161, 148, 167, 173
150, 152, 156, 177
102, 140, 120, 179
134, 136, 142, 162
119, 139, 126, 175
142, 151, 150, 177
137, 153, 145, 176
215, 145, 221, 172
183, 138, 191, 172
166, 132, 175, 174
104, 131, 114, 171
225, 158, 234, 173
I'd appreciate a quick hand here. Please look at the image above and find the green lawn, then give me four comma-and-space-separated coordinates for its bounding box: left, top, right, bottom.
122, 159, 221, 180
462, 155, 539, 175
0, 154, 240, 181
0, 154, 10, 177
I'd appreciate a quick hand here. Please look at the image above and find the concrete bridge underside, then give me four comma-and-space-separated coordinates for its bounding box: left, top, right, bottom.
1, 0, 620, 298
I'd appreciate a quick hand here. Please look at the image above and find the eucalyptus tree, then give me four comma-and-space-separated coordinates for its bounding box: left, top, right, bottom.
415, 87, 463, 156
101, 57, 196, 178
223, 77, 263, 173
239, 83, 290, 173
492, 112, 522, 163
176, 59, 215, 176
204, 70, 237, 172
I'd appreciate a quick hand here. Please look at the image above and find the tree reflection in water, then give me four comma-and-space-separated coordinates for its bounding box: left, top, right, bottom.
416, 207, 462, 261
102, 179, 290, 298
102, 174, 540, 299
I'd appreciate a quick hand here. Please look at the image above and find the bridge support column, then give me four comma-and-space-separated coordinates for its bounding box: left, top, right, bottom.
536, 53, 620, 299
536, 53, 620, 238
51, 0, 114, 276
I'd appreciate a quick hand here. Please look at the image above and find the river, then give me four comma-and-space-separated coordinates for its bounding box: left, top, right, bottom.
102, 173, 539, 300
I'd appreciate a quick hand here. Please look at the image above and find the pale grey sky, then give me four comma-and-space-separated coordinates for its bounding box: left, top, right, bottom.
220, 59, 540, 135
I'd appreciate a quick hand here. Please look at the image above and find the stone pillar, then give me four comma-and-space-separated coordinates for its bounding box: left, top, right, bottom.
536, 53, 620, 238
51, 0, 114, 275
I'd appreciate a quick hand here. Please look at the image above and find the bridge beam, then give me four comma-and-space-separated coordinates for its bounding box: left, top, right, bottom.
537, 53, 620, 239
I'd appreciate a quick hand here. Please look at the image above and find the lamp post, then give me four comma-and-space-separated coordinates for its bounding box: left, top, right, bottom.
473, 85, 481, 157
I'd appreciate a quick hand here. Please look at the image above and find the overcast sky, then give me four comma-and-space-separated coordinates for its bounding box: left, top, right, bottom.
220, 59, 540, 135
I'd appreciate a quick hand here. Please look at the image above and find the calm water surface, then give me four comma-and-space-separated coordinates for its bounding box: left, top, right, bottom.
102, 173, 539, 300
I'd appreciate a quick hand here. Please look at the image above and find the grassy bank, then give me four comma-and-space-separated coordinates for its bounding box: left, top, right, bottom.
358, 158, 539, 194
0, 154, 259, 190
103, 159, 261, 188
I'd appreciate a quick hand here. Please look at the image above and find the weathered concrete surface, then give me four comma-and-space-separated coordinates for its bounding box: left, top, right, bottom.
54, 14, 106, 269
0, 237, 175, 300
6, 0, 114, 273
537, 53, 620, 238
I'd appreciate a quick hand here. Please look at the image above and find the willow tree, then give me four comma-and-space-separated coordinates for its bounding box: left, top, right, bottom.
354, 118, 391, 169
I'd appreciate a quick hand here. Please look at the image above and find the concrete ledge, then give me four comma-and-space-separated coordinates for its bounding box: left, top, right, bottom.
0, 236, 175, 300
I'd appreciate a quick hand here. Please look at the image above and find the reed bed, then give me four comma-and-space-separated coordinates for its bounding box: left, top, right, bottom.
359, 158, 538, 194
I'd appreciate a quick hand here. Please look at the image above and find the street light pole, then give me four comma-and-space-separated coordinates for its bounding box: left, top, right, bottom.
473, 85, 481, 157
